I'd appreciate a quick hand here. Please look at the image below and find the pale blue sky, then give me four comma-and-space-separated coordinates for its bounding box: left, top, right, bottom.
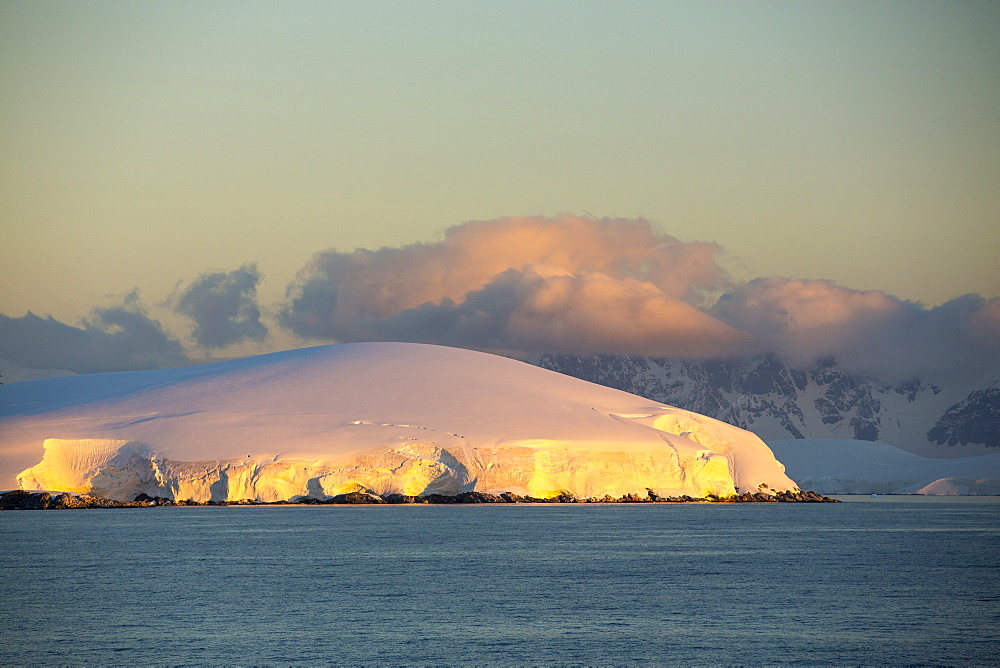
2, 0, 998, 325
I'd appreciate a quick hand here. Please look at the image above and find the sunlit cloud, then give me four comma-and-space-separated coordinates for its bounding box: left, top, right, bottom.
341, 267, 751, 357
712, 278, 1000, 381
2, 217, 997, 384
279, 215, 740, 355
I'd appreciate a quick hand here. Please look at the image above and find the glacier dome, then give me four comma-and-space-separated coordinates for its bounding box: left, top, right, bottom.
1, 343, 798, 502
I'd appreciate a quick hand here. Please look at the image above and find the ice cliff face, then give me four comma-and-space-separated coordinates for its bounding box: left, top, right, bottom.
1, 343, 798, 502
17, 436, 738, 503
532, 353, 1000, 455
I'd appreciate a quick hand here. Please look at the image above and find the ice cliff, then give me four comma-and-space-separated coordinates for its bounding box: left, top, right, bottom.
1, 343, 799, 502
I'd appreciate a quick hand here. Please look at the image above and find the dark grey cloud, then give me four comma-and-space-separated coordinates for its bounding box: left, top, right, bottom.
175, 264, 267, 349
1, 292, 188, 374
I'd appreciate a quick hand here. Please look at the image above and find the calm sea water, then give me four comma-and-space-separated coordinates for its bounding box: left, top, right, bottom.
1, 497, 998, 666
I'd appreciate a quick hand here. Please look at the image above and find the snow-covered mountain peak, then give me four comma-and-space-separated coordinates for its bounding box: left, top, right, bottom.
533, 352, 999, 456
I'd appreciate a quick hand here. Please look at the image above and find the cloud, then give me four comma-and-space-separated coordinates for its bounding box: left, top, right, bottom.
1, 292, 188, 374
4, 216, 997, 384
712, 277, 1000, 381
174, 264, 267, 349
360, 268, 751, 357
279, 215, 742, 356
278, 217, 999, 381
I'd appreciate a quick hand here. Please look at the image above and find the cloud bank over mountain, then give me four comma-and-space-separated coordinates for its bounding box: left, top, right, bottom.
2, 217, 998, 382
279, 217, 747, 358
712, 278, 1000, 382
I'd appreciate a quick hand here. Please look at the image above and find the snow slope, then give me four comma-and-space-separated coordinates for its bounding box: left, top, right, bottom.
0, 358, 75, 384
767, 439, 1000, 495
0, 343, 798, 502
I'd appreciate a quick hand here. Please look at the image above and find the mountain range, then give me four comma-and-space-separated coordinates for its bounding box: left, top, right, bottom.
531, 353, 999, 457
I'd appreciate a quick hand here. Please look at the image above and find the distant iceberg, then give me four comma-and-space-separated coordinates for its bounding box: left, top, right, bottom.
1, 343, 799, 502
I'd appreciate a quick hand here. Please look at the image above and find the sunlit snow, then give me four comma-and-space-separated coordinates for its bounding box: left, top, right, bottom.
1, 343, 798, 502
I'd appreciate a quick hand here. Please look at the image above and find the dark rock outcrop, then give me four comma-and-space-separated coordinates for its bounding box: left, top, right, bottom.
1, 487, 838, 509
381, 493, 419, 504
329, 491, 386, 504
133, 493, 172, 506
0, 490, 147, 510
928, 387, 1000, 448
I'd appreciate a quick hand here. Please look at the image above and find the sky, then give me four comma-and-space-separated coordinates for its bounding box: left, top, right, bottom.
1, 1, 998, 382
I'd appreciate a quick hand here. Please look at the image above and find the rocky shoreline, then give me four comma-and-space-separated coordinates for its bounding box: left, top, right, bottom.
0, 488, 838, 510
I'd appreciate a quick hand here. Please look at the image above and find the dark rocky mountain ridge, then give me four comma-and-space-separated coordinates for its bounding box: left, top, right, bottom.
531, 353, 999, 455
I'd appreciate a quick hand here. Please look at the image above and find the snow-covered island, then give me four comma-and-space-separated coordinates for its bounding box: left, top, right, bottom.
1, 342, 812, 504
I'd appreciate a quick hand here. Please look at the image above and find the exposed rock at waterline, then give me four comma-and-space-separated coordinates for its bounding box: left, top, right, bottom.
0, 488, 838, 510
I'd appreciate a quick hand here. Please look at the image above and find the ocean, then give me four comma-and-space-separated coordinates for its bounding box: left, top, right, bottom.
1, 497, 998, 666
